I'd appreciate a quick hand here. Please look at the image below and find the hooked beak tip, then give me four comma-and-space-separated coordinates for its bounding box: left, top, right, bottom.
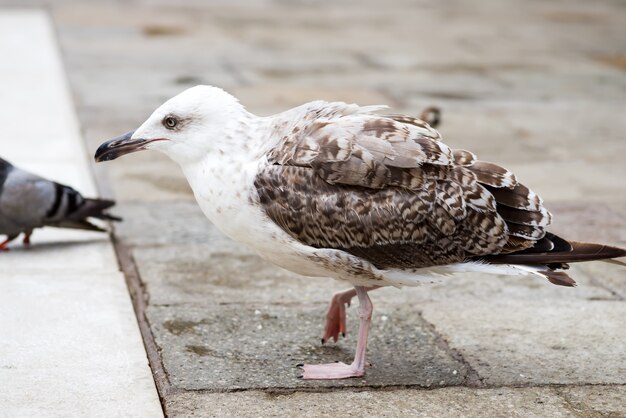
94, 130, 138, 163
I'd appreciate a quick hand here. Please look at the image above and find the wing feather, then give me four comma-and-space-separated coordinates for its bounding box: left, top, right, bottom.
259, 103, 554, 269
452, 149, 477, 166
466, 161, 517, 188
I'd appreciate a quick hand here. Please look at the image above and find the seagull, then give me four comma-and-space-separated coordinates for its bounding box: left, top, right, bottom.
94, 86, 626, 380
0, 157, 120, 250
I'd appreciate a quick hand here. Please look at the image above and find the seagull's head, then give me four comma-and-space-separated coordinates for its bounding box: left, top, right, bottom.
94, 85, 245, 165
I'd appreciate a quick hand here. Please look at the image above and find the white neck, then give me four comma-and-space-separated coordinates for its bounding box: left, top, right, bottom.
177, 113, 273, 244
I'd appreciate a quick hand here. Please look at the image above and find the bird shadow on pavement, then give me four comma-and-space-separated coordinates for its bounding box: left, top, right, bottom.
3, 237, 110, 253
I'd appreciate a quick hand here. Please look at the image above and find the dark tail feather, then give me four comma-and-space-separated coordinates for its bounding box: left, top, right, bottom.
477, 233, 624, 288
45, 198, 121, 232
97, 213, 123, 222
67, 198, 122, 223
541, 270, 577, 287
567, 242, 626, 262
481, 240, 626, 265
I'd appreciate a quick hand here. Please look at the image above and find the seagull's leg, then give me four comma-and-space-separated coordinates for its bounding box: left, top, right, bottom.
322, 286, 379, 343
350, 286, 374, 374
0, 235, 18, 251
301, 286, 374, 379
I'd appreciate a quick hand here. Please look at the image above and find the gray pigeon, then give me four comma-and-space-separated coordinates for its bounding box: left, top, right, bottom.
0, 157, 120, 250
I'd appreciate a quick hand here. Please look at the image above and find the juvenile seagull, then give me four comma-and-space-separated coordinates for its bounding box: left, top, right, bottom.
0, 157, 120, 250
95, 86, 626, 380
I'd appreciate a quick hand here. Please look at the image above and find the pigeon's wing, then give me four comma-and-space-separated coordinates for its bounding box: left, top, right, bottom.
256, 105, 553, 270
0, 166, 57, 234
0, 164, 118, 236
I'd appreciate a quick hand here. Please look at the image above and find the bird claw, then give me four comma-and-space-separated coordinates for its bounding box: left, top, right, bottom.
321, 292, 350, 343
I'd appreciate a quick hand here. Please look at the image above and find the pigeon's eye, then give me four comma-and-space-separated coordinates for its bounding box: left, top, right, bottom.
163, 116, 178, 129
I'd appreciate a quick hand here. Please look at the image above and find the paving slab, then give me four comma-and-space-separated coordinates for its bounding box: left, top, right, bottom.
163, 386, 588, 418
0, 273, 161, 417
8, 229, 118, 273
134, 244, 344, 306
420, 298, 626, 386
555, 385, 626, 418
149, 303, 467, 391
547, 202, 626, 243
579, 261, 626, 301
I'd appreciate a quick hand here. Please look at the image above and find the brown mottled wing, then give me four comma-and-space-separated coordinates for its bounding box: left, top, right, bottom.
257, 107, 551, 269
255, 165, 508, 268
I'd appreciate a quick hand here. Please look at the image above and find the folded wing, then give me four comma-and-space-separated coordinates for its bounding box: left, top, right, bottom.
256, 104, 552, 269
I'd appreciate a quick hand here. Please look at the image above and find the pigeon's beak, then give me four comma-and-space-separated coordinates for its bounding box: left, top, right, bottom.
94, 131, 167, 162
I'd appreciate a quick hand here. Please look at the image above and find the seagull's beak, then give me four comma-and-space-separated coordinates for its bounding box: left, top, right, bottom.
94, 131, 167, 162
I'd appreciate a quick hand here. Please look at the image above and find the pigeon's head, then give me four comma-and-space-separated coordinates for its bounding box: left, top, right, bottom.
95, 85, 245, 165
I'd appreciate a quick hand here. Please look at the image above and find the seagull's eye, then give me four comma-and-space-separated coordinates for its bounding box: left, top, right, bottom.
163, 116, 178, 129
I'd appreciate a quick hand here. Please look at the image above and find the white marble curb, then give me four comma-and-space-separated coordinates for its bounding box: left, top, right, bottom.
0, 10, 162, 418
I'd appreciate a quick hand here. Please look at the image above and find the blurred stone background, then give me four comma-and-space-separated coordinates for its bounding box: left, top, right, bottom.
2, 0, 625, 415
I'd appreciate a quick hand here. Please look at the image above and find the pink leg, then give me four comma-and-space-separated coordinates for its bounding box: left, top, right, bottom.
322, 286, 379, 343
0, 235, 18, 251
0, 239, 10, 251
301, 286, 374, 379
22, 230, 32, 247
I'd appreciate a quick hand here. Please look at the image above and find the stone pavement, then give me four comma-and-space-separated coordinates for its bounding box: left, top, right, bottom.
2, 0, 625, 416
